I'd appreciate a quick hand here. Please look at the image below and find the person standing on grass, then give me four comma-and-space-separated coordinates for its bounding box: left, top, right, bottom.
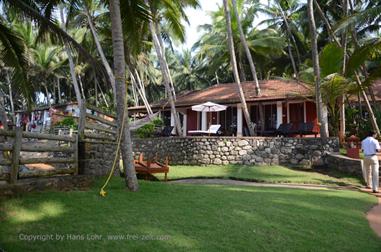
361, 130, 380, 193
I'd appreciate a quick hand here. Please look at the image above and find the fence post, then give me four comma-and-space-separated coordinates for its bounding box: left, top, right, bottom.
10, 127, 22, 184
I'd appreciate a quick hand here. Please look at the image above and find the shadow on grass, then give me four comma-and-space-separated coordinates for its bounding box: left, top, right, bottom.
152, 164, 363, 187
1, 180, 380, 251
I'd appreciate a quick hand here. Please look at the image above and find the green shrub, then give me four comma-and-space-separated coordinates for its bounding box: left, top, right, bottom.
55, 117, 78, 129
135, 118, 163, 138
152, 118, 164, 127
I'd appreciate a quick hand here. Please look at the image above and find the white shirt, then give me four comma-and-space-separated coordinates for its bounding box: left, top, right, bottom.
361, 136, 381, 156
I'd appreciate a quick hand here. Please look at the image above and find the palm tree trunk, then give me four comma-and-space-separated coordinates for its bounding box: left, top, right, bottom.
78, 74, 86, 99
60, 6, 85, 136
314, 0, 341, 46
94, 79, 98, 106
44, 84, 51, 106
339, 0, 348, 143
307, 0, 329, 138
223, 0, 255, 136
57, 77, 62, 104
279, 5, 301, 70
134, 69, 153, 114
355, 73, 381, 136
232, 0, 260, 95
6, 70, 15, 123
129, 69, 153, 115
287, 39, 298, 79
154, 21, 176, 100
0, 95, 8, 130
84, 5, 117, 101
52, 82, 57, 104
109, 0, 139, 191
131, 77, 139, 106
96, 79, 109, 108
237, 53, 246, 82
145, 0, 182, 135
350, 23, 381, 112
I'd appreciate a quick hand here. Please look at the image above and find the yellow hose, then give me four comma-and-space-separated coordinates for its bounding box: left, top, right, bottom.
99, 88, 129, 197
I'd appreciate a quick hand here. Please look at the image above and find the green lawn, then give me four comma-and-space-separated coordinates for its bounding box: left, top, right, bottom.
157, 164, 363, 187
0, 179, 380, 251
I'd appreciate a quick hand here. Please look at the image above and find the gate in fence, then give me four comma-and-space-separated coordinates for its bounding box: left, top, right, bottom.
0, 128, 78, 184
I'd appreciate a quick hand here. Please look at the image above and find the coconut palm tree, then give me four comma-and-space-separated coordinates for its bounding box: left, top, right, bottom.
194, 3, 285, 81
232, 0, 260, 95
0, 0, 105, 107
109, 0, 139, 191
31, 43, 61, 106
223, 0, 255, 136
143, 0, 200, 135
261, 0, 305, 78
170, 49, 209, 92
60, 5, 86, 135
307, 0, 329, 138
68, 0, 117, 101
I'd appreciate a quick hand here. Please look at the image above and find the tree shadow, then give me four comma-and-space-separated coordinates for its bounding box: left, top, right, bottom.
1, 181, 380, 251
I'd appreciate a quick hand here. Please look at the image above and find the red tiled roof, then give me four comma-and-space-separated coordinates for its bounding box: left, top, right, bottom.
128, 79, 313, 111
173, 80, 313, 107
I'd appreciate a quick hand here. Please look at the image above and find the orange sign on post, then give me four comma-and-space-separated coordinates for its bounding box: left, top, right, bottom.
346, 135, 360, 159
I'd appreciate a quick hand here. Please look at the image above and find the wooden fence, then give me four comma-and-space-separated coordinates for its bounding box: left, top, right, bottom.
0, 128, 78, 184
83, 111, 117, 143
0, 105, 120, 184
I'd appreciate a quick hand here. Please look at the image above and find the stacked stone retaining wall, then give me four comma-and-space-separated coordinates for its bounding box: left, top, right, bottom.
322, 153, 364, 177
78, 137, 339, 175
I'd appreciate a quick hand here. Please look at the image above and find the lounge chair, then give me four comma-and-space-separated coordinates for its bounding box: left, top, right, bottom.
276, 123, 294, 136
154, 126, 174, 137
134, 153, 170, 181
298, 122, 318, 137
188, 124, 221, 135
161, 126, 174, 137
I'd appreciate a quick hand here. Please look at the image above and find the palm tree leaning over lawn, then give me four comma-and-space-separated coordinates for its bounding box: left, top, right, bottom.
144, 0, 182, 136
307, 0, 329, 138
261, 0, 302, 79
109, 0, 139, 191
231, 0, 260, 96
60, 5, 86, 136
333, 1, 381, 136
80, 0, 117, 102
222, 0, 255, 136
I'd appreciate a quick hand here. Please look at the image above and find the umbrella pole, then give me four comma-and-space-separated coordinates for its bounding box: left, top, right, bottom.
208, 107, 211, 136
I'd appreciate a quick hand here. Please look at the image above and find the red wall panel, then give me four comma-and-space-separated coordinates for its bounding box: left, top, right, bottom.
187, 109, 198, 133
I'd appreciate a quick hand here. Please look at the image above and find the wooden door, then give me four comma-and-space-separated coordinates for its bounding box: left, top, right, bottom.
289, 103, 304, 130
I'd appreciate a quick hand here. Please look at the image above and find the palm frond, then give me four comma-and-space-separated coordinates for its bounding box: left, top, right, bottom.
0, 21, 32, 103
346, 38, 381, 76
334, 5, 381, 35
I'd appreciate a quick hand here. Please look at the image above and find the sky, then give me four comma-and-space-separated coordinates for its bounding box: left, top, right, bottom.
180, 0, 270, 50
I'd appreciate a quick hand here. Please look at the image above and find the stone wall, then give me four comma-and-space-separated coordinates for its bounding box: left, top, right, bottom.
78, 137, 339, 175
322, 153, 364, 177
132, 137, 339, 167
79, 140, 118, 176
